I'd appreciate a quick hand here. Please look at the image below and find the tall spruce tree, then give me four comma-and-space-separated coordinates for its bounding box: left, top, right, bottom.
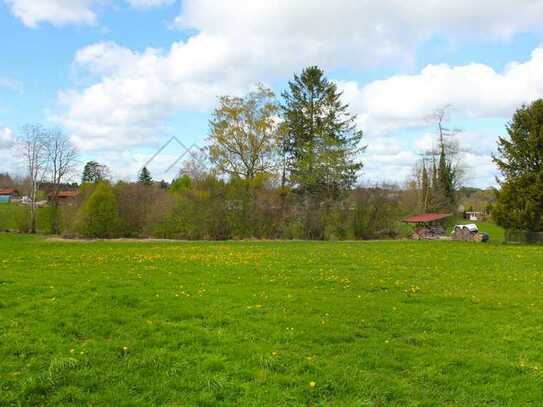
281, 66, 364, 200
138, 166, 153, 185
493, 99, 543, 232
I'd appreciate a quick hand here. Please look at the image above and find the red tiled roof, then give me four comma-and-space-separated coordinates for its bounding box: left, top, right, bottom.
0, 188, 18, 195
56, 191, 79, 198
403, 213, 452, 223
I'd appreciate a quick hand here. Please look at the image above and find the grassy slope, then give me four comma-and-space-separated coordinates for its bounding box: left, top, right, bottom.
1, 233, 542, 406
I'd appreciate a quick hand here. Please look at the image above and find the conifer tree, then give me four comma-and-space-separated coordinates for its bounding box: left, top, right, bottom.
138, 167, 153, 185
493, 99, 543, 232
281, 66, 364, 200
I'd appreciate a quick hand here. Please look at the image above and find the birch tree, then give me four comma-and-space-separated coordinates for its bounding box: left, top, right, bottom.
47, 128, 78, 234
18, 125, 49, 233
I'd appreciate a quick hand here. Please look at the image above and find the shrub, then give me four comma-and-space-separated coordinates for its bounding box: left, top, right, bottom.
78, 182, 120, 238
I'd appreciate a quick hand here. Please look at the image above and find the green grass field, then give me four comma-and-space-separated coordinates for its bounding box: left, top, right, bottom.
0, 203, 52, 232
2, 232, 543, 405
0, 203, 17, 230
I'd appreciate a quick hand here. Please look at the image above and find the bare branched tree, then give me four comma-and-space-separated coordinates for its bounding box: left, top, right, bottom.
428, 105, 465, 190
18, 125, 49, 233
47, 128, 78, 234
411, 105, 466, 211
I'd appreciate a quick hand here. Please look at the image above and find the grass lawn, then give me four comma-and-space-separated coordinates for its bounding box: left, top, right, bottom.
1, 233, 543, 406
0, 203, 17, 230
0, 203, 52, 232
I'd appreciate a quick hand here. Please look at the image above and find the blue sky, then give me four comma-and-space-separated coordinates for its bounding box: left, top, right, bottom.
2, 0, 543, 187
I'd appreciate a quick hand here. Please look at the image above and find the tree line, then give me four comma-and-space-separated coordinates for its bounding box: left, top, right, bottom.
5, 66, 543, 240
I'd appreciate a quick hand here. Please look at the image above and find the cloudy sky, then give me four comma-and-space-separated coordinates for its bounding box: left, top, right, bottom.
2, 1, 543, 186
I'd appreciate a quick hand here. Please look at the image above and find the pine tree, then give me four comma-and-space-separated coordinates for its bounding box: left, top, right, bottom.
281, 66, 364, 200
493, 99, 543, 232
138, 167, 153, 185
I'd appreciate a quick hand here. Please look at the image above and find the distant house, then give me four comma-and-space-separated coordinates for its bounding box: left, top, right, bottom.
48, 191, 80, 204
0, 188, 20, 203
464, 211, 484, 221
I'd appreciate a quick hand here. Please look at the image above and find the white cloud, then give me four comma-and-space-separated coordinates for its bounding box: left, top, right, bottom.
175, 0, 543, 69
60, 42, 543, 157
50, 1, 543, 185
340, 48, 543, 137
4, 0, 100, 27
125, 0, 174, 8
57, 1, 543, 152
4, 0, 175, 27
0, 128, 15, 149
57, 36, 262, 150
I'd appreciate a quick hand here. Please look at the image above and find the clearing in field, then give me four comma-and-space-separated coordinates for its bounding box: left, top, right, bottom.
1, 233, 542, 405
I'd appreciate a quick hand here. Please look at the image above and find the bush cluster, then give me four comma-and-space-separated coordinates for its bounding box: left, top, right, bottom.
60, 177, 406, 240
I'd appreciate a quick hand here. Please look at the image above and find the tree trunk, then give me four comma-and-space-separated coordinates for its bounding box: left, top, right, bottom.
30, 183, 37, 234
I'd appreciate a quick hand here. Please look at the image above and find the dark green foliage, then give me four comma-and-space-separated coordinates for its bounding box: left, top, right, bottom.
281, 66, 364, 200
78, 182, 120, 238
81, 161, 108, 184
137, 167, 152, 185
493, 99, 543, 232
437, 144, 457, 209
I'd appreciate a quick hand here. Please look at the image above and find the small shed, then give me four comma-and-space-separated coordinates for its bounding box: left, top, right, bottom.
403, 213, 452, 240
0, 188, 20, 203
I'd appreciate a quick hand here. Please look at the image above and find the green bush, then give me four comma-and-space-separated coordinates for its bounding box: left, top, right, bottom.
78, 182, 120, 238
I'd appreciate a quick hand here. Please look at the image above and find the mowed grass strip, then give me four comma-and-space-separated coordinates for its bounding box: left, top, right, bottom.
1, 234, 542, 406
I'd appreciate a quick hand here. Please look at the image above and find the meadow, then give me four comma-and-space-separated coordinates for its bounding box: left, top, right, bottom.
1, 229, 543, 405
0, 203, 52, 233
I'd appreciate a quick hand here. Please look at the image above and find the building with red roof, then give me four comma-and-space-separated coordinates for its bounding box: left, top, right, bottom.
403, 213, 452, 224
403, 213, 452, 240
0, 188, 20, 203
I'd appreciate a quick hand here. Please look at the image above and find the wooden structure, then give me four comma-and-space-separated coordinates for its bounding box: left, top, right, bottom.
452, 224, 489, 242
0, 188, 20, 203
403, 213, 452, 240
